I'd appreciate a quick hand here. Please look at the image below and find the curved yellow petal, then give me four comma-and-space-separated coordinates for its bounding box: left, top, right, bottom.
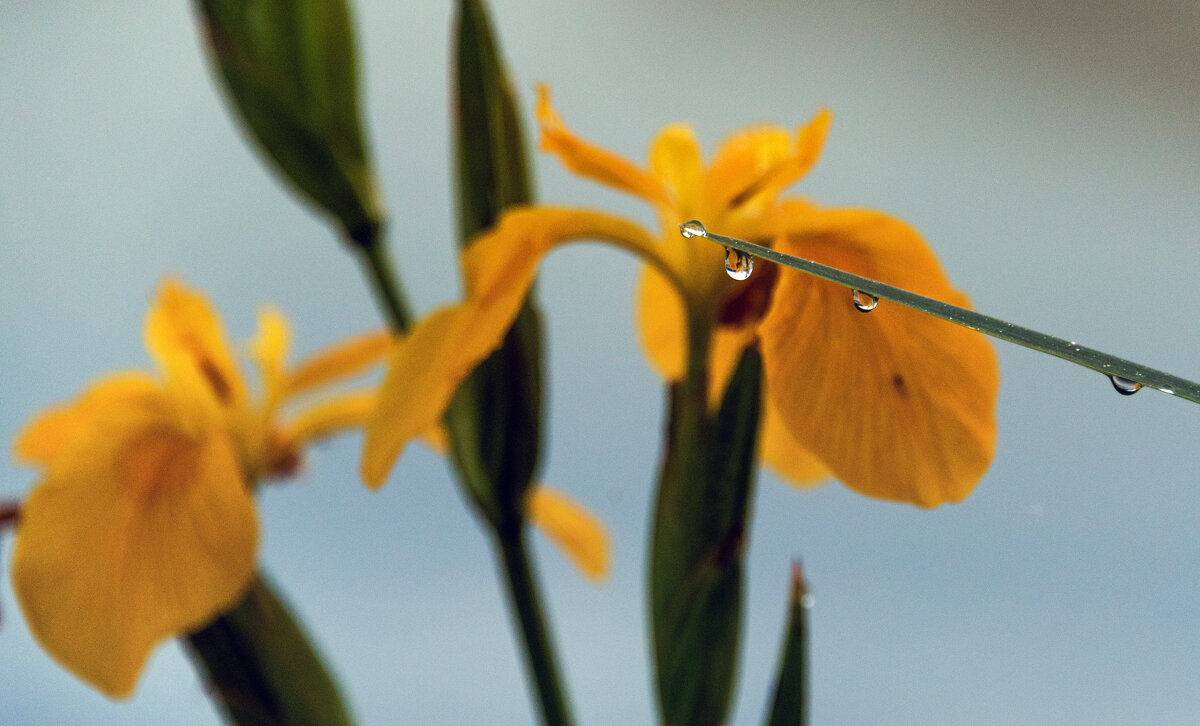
284, 329, 392, 397
281, 389, 376, 446
758, 203, 999, 507
11, 401, 258, 697
536, 84, 669, 206
363, 207, 664, 488
13, 372, 159, 467
759, 400, 830, 487
704, 109, 831, 215
527, 486, 610, 582
144, 279, 244, 417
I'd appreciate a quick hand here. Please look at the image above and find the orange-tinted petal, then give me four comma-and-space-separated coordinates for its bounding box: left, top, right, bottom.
759, 399, 830, 487
144, 279, 244, 418
759, 203, 998, 506
363, 207, 664, 488
527, 485, 610, 582
704, 109, 831, 215
284, 329, 392, 397
12, 372, 159, 467
536, 85, 669, 206
11, 401, 258, 697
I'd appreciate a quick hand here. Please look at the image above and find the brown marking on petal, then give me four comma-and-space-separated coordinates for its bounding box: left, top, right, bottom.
0, 501, 19, 530
891, 373, 908, 397
198, 356, 233, 403
719, 258, 779, 327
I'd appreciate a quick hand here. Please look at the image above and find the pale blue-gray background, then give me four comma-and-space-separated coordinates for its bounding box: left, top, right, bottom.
4, 1, 1200, 724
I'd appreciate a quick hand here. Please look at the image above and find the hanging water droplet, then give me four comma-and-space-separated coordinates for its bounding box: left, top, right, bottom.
1110, 375, 1142, 396
852, 290, 879, 312
799, 593, 816, 609
679, 219, 707, 238
724, 247, 754, 280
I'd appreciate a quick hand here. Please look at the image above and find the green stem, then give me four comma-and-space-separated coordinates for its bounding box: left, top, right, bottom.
353, 230, 412, 332
495, 523, 574, 726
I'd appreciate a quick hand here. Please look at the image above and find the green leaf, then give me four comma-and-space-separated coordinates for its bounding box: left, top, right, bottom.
184, 573, 354, 726
764, 563, 811, 726
651, 344, 764, 726
195, 0, 382, 244
446, 0, 542, 527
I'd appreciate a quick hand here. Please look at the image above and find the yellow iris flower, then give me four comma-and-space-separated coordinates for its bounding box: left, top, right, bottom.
363, 87, 998, 507
10, 279, 390, 698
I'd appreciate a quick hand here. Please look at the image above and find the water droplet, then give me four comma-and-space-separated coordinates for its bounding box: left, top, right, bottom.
800, 593, 816, 609
679, 219, 707, 238
1110, 375, 1142, 396
852, 290, 879, 312
724, 247, 754, 280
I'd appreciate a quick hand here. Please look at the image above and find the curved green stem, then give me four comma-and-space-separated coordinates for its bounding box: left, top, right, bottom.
495, 524, 574, 726
353, 229, 412, 332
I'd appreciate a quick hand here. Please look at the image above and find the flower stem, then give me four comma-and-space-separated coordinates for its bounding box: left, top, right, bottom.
353, 229, 412, 332
495, 523, 574, 726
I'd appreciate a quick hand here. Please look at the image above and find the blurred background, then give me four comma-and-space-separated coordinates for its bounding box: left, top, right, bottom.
3, 1, 1200, 723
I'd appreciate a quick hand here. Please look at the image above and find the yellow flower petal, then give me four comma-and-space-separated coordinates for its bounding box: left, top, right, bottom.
527, 486, 610, 582
281, 389, 377, 446
144, 279, 245, 418
362, 207, 664, 488
11, 400, 258, 697
759, 400, 830, 487
536, 84, 669, 206
284, 329, 392, 397
635, 265, 687, 382
249, 306, 290, 404
758, 203, 999, 507
704, 109, 831, 215
649, 124, 704, 219
12, 372, 159, 466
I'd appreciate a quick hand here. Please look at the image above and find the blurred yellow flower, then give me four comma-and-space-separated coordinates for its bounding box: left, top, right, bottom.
10, 279, 389, 698
362, 86, 998, 507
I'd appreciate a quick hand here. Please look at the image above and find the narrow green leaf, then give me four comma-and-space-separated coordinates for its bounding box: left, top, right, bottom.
184, 573, 354, 726
195, 0, 382, 244
447, 0, 542, 526
651, 344, 763, 726
765, 563, 811, 726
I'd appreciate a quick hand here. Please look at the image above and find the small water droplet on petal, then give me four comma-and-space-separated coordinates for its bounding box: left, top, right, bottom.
852, 290, 879, 312
724, 247, 753, 280
1110, 375, 1142, 395
679, 219, 707, 238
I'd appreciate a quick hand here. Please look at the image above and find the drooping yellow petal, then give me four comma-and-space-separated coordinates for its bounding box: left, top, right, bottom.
11, 400, 258, 698
284, 329, 392, 397
758, 202, 998, 507
704, 109, 831, 215
536, 84, 669, 206
144, 279, 245, 419
526, 486, 610, 582
12, 372, 159, 466
635, 265, 687, 382
759, 400, 830, 487
362, 207, 664, 488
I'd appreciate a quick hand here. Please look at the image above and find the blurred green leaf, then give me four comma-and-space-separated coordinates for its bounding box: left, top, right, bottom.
651, 344, 763, 726
185, 573, 354, 726
446, 0, 542, 527
765, 563, 811, 726
195, 0, 382, 244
